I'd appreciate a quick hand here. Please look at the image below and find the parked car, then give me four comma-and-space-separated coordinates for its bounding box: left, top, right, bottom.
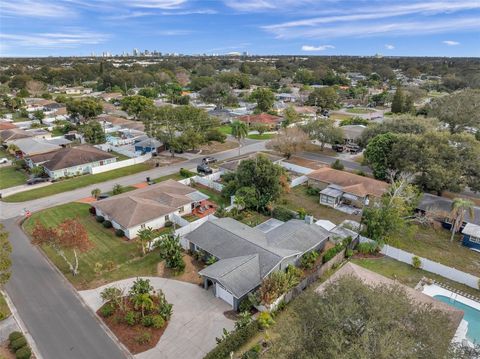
346, 144, 362, 154
332, 144, 345, 152
202, 157, 217, 164
98, 193, 110, 200
197, 163, 213, 175
27, 177, 50, 185
0, 158, 8, 164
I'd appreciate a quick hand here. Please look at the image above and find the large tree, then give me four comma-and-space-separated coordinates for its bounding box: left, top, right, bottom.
306, 86, 339, 109
364, 132, 399, 180
267, 276, 462, 359
449, 198, 475, 242
66, 97, 103, 123
267, 127, 309, 159
231, 120, 249, 155
303, 119, 343, 150
120, 95, 154, 120
250, 87, 275, 113
199, 82, 237, 108
428, 89, 480, 134
0, 224, 12, 288
80, 120, 106, 144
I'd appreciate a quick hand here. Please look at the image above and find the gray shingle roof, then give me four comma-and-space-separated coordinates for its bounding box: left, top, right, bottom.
418, 193, 480, 225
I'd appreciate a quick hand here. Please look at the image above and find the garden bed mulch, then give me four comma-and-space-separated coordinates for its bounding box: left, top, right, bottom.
157, 253, 205, 285
0, 342, 16, 359
97, 305, 168, 354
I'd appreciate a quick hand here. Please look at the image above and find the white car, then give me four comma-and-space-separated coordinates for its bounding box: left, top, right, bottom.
0, 158, 8, 164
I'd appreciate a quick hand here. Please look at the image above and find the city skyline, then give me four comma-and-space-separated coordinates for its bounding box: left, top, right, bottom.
1, 0, 480, 57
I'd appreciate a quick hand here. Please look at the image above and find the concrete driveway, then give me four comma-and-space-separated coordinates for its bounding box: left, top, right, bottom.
80, 277, 235, 359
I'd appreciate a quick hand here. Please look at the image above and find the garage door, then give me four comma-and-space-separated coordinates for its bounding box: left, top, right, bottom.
215, 283, 234, 307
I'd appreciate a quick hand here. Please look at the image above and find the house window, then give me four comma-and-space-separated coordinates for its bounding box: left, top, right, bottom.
164, 215, 169, 221
470, 236, 480, 244
178, 206, 184, 213
320, 195, 335, 205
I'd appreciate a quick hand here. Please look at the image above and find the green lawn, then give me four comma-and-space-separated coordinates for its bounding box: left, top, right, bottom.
247, 133, 276, 140
3, 163, 152, 202
0, 292, 11, 321
193, 184, 229, 207
345, 108, 374, 114
0, 166, 28, 189
388, 225, 480, 277
352, 257, 480, 298
280, 185, 360, 224
153, 172, 186, 183
109, 150, 130, 161
238, 210, 270, 227
105, 186, 136, 196
217, 125, 232, 135
23, 202, 159, 290
0, 147, 14, 159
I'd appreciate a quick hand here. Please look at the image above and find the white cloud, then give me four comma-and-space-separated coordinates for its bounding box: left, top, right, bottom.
301, 45, 335, 51
0, 30, 110, 49
385, 44, 395, 50
443, 40, 460, 45
0, 0, 74, 18
103, 11, 154, 20
121, 0, 187, 9
156, 30, 192, 35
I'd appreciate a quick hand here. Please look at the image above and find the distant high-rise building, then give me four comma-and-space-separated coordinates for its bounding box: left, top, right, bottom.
133, 48, 139, 56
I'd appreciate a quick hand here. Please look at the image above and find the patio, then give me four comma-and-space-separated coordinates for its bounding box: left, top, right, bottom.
193, 200, 217, 218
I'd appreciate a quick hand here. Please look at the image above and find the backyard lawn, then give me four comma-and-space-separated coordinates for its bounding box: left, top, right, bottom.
3, 163, 152, 202
389, 225, 480, 277
280, 185, 360, 224
238, 210, 270, 227
192, 184, 229, 207
23, 202, 159, 289
352, 257, 480, 298
109, 150, 130, 161
0, 166, 28, 189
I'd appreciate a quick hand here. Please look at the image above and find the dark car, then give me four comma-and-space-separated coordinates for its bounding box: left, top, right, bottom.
98, 193, 110, 200
202, 157, 217, 164
197, 163, 213, 175
332, 144, 345, 152
26, 177, 50, 185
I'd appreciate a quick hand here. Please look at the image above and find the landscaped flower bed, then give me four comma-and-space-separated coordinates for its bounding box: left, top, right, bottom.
97, 279, 172, 354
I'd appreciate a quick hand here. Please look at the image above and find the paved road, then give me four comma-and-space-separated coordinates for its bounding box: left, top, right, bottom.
298, 151, 372, 173
0, 140, 265, 220
3, 218, 130, 359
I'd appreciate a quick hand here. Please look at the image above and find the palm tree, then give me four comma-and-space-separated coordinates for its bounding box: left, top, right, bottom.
449, 198, 475, 242
231, 120, 249, 155
137, 226, 155, 256
91, 188, 101, 199
132, 293, 154, 317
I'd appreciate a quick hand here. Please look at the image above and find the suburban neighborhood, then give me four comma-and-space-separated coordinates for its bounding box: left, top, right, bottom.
1, 2, 480, 358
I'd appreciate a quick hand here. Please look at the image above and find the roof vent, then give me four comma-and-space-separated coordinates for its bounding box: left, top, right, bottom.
305, 215, 314, 225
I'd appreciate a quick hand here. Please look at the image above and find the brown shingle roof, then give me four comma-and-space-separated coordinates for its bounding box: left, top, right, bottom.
93, 179, 197, 228
42, 145, 115, 171
0, 128, 33, 142
0, 122, 17, 130
238, 113, 282, 125
307, 167, 388, 198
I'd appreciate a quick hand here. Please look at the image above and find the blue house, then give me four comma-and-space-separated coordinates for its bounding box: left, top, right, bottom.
134, 138, 164, 154
462, 223, 480, 252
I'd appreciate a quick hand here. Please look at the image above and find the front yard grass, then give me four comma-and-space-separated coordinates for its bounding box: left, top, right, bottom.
23, 202, 159, 290
0, 292, 11, 321
280, 185, 360, 224
3, 163, 152, 202
152, 172, 185, 183
345, 108, 374, 114
0, 166, 28, 189
388, 225, 480, 277
247, 133, 276, 140
352, 257, 480, 298
217, 125, 232, 135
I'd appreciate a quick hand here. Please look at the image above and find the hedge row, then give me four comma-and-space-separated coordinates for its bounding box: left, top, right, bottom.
204, 321, 260, 359
8, 331, 31, 359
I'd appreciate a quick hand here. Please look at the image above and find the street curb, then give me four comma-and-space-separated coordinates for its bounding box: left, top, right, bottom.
18, 220, 134, 359
1, 289, 44, 359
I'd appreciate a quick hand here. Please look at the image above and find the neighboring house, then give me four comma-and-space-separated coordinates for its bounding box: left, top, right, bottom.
461, 223, 480, 252
65, 87, 92, 95
11, 137, 70, 158
98, 115, 145, 132
28, 144, 116, 179
185, 217, 330, 309
341, 125, 367, 145
93, 179, 209, 239
0, 128, 33, 143
219, 152, 283, 173
307, 167, 388, 209
0, 122, 17, 130
238, 113, 283, 129
99, 92, 123, 102
207, 108, 235, 124
134, 137, 164, 153
25, 99, 56, 112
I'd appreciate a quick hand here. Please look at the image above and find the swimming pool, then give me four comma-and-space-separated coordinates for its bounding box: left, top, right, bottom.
434, 295, 480, 344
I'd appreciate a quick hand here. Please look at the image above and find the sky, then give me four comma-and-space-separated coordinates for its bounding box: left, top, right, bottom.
0, 0, 479, 57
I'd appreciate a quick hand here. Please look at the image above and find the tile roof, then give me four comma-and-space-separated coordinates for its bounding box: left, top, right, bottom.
307, 167, 388, 198
93, 179, 198, 228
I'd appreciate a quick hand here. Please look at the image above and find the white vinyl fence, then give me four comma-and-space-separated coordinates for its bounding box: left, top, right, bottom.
89, 153, 151, 174
360, 237, 480, 289
290, 175, 308, 188
178, 172, 224, 192
280, 161, 314, 175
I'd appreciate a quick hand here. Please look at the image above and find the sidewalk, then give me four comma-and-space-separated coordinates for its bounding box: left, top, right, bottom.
1, 182, 52, 198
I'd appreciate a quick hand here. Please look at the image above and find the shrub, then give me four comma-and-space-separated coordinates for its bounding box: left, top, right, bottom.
100, 303, 115, 317
297, 208, 306, 220
141, 315, 154, 327
331, 159, 344, 170
124, 311, 136, 326
10, 337, 27, 351
204, 321, 260, 359
345, 248, 354, 258
102, 220, 112, 228
179, 168, 195, 178
239, 297, 254, 313
115, 229, 125, 237
95, 215, 104, 223
357, 242, 379, 255
8, 332, 24, 343
135, 332, 151, 345
164, 221, 173, 228
301, 250, 319, 269
152, 315, 165, 329
412, 256, 422, 269
322, 244, 345, 263
89, 206, 96, 215
272, 206, 294, 221
305, 186, 320, 196
258, 312, 275, 329
15, 347, 31, 359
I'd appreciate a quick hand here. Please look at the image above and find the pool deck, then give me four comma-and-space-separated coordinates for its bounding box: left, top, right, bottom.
423, 283, 480, 346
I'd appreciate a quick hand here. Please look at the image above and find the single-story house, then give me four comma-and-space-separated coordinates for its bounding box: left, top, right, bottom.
307, 167, 388, 208
341, 125, 367, 145
207, 108, 235, 124
134, 137, 164, 153
461, 223, 480, 252
0, 128, 33, 143
0, 122, 17, 131
27, 144, 116, 179
219, 152, 284, 173
93, 179, 209, 239
238, 113, 283, 129
11, 137, 71, 158
99, 92, 123, 102
185, 217, 330, 309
